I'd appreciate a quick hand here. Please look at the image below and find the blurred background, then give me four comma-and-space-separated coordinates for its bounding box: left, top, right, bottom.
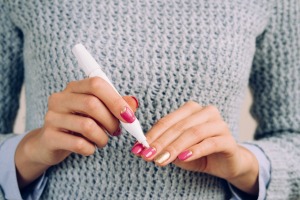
13, 86, 257, 141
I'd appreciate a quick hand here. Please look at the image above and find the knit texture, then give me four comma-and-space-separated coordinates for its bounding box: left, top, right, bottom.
0, 0, 299, 199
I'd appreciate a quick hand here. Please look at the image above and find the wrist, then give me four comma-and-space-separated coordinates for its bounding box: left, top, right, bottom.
227, 145, 259, 196
19, 129, 47, 165
15, 128, 50, 189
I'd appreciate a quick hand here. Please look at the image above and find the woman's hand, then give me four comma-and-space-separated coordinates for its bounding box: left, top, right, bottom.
131, 101, 259, 196
15, 77, 138, 189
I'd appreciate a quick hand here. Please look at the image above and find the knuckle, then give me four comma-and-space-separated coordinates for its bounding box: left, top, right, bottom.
80, 119, 95, 133
84, 96, 100, 111
89, 77, 104, 90
63, 81, 77, 92
206, 105, 219, 114
97, 135, 109, 148
66, 81, 76, 91
44, 110, 55, 124
185, 100, 200, 108
48, 93, 60, 109
74, 138, 86, 152
84, 147, 96, 156
219, 121, 229, 131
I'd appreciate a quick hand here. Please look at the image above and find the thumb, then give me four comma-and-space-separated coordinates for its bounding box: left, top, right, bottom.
122, 96, 139, 113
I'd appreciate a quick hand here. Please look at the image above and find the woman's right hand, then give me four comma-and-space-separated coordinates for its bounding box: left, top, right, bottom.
15, 77, 138, 189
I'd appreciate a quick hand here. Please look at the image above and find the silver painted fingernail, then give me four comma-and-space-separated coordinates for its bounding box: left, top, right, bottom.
154, 152, 171, 164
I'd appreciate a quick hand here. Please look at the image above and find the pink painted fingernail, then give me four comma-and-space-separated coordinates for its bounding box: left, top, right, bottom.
131, 143, 144, 155
120, 106, 136, 123
141, 147, 157, 158
112, 126, 122, 136
131, 96, 139, 108
178, 150, 193, 161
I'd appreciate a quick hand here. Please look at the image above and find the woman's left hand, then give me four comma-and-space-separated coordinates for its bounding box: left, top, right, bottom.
131, 101, 259, 196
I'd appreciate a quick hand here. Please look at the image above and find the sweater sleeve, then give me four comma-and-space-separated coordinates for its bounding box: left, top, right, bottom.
0, 133, 48, 200
0, 2, 25, 199
248, 0, 300, 199
228, 144, 271, 200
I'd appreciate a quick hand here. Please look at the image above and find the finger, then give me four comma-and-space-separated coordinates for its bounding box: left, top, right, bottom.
145, 101, 203, 144
45, 111, 109, 148
49, 93, 119, 134
142, 104, 223, 161
48, 130, 96, 156
143, 106, 224, 160
151, 121, 228, 166
64, 77, 136, 123
131, 141, 146, 156
174, 136, 239, 176
49, 93, 138, 135
123, 95, 139, 113
177, 136, 235, 162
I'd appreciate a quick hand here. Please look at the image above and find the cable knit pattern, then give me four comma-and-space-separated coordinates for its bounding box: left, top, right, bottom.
0, 0, 299, 199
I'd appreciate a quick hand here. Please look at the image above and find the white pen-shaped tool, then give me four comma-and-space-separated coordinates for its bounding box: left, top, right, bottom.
72, 43, 149, 148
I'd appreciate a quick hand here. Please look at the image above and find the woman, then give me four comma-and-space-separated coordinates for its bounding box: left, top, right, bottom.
0, 0, 299, 199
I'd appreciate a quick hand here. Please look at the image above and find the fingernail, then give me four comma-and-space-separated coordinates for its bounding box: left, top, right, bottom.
120, 106, 136, 123
131, 143, 144, 155
178, 150, 193, 161
141, 147, 156, 158
112, 126, 122, 136
131, 96, 139, 108
154, 152, 171, 164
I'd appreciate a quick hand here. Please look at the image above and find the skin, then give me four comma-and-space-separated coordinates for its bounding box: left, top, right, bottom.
138, 102, 259, 196
15, 77, 138, 189
15, 77, 258, 197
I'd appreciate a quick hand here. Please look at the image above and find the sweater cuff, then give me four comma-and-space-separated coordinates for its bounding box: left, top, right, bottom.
228, 143, 271, 200
0, 133, 47, 200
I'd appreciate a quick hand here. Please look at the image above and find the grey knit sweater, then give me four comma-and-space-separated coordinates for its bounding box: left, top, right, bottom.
0, 0, 299, 199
